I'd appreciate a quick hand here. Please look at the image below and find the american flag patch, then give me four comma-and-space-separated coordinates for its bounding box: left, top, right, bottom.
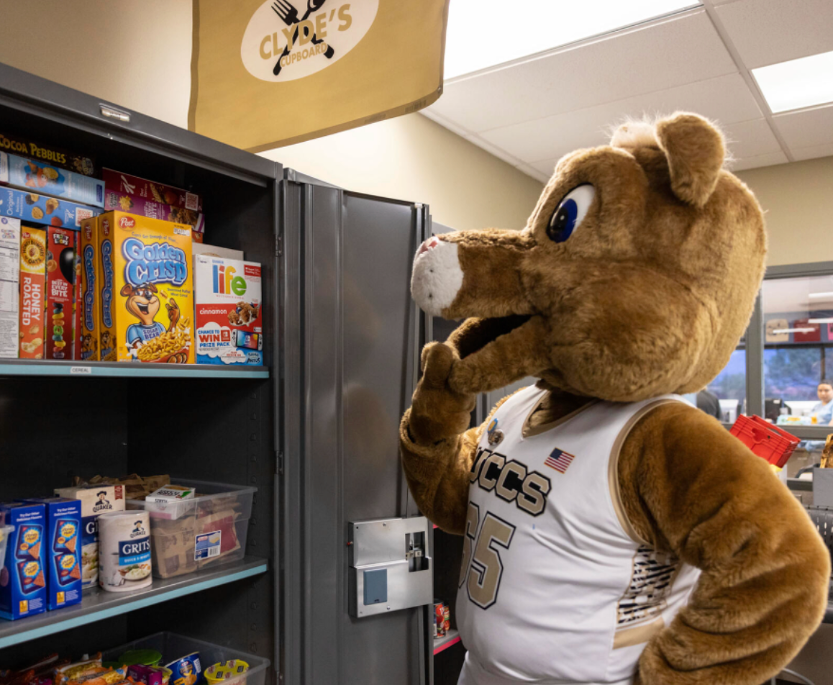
544, 448, 575, 473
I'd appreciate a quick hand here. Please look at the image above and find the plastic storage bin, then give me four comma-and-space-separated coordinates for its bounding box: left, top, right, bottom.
126, 479, 256, 579
104, 631, 269, 685
730, 414, 800, 468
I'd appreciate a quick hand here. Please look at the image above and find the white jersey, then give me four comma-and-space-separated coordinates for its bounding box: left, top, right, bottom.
456, 386, 700, 685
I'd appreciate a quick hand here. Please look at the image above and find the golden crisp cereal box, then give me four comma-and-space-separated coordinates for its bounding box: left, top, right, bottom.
97, 215, 117, 361
99, 211, 194, 363
18, 226, 46, 358
77, 216, 100, 361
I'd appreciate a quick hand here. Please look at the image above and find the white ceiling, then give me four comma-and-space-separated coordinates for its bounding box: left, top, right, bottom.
424, 0, 833, 182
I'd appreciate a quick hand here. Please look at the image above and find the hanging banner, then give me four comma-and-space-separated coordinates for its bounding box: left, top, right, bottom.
189, 0, 449, 152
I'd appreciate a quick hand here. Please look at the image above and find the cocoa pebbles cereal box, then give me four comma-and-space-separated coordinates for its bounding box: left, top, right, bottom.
98, 211, 194, 363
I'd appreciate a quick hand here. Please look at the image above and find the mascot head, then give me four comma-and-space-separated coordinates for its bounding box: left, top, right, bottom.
411, 113, 766, 401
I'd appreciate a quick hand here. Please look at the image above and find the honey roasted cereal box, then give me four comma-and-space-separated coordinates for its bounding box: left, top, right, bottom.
98, 211, 194, 363
78, 217, 100, 361
18, 226, 46, 358
45, 227, 76, 359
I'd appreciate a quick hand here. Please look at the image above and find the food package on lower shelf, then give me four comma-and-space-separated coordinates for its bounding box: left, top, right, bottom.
0, 501, 47, 620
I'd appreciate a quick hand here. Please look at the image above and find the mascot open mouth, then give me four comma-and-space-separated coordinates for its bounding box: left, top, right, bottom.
451, 314, 533, 359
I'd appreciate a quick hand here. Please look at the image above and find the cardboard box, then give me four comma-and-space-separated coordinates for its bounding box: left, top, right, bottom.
97, 214, 117, 361
194, 256, 262, 366
0, 132, 96, 176
77, 217, 100, 361
19, 226, 46, 359
54, 485, 126, 590
73, 243, 82, 360
0, 217, 21, 358
22, 498, 82, 611
103, 169, 202, 212
44, 227, 76, 359
1, 152, 104, 207
104, 191, 204, 243
0, 502, 47, 620
98, 211, 194, 363
192, 243, 243, 261
1, 187, 101, 230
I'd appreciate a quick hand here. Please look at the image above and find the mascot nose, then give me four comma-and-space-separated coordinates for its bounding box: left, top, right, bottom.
417, 235, 441, 257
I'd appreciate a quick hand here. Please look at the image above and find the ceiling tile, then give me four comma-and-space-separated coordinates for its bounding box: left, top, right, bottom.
791, 144, 833, 162
426, 10, 737, 133
714, 0, 833, 68
721, 118, 782, 159
729, 151, 789, 170
530, 157, 561, 176
480, 73, 762, 164
772, 105, 833, 150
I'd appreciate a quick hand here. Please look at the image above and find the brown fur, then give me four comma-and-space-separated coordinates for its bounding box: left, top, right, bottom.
400, 112, 829, 683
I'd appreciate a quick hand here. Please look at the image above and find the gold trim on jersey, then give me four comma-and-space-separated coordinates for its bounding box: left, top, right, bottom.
521, 397, 597, 438
612, 616, 665, 649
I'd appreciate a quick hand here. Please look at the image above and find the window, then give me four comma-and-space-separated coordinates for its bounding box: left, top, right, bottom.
707, 348, 746, 422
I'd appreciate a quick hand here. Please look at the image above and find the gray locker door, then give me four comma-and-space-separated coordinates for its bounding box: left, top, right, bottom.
280, 178, 430, 684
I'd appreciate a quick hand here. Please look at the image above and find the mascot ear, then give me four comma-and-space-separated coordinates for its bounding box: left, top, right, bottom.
655, 113, 725, 207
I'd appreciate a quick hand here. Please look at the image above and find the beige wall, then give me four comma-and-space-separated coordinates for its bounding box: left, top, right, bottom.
736, 157, 833, 267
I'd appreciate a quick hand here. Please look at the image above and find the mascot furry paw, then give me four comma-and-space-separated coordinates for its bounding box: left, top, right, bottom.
400, 113, 830, 685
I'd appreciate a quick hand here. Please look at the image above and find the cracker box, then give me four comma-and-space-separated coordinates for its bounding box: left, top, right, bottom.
98, 211, 194, 363
19, 226, 46, 359
1, 187, 101, 230
54, 485, 125, 589
45, 227, 76, 359
103, 169, 202, 212
77, 216, 100, 361
21, 498, 82, 611
0, 132, 96, 176
104, 191, 204, 243
194, 256, 263, 366
0, 152, 104, 207
0, 217, 21, 358
0, 502, 47, 620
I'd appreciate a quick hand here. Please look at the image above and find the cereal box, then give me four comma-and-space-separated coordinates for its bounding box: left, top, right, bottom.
78, 217, 100, 361
0, 217, 21, 358
104, 191, 204, 243
98, 211, 194, 363
103, 169, 202, 211
97, 214, 117, 361
194, 256, 263, 365
0, 132, 96, 176
44, 227, 76, 359
19, 226, 46, 358
0, 502, 47, 620
21, 498, 82, 611
54, 485, 125, 589
0, 187, 101, 230
0, 152, 104, 207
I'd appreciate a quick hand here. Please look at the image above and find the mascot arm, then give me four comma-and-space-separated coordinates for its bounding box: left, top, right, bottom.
399, 341, 517, 534
619, 402, 831, 684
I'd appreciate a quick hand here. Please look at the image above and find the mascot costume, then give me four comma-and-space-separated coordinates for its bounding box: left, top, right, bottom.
400, 113, 830, 685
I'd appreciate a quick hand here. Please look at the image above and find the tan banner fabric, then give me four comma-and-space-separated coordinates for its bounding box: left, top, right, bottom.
189, 0, 449, 152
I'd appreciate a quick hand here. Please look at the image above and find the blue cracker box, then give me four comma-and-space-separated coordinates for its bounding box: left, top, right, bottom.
0, 187, 101, 231
22, 497, 82, 611
0, 152, 104, 208
0, 502, 47, 620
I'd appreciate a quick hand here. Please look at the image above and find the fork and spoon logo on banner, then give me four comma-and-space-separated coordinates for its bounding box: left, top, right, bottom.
241, 0, 379, 81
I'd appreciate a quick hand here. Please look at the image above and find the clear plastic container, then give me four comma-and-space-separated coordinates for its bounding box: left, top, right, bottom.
0, 524, 13, 575
126, 479, 256, 579
104, 631, 269, 685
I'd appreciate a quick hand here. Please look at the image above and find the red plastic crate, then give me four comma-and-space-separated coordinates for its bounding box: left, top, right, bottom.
730, 415, 800, 468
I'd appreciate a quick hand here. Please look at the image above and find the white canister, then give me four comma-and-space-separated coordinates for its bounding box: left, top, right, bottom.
98, 511, 153, 592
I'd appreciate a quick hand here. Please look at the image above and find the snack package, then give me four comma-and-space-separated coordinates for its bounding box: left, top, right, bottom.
0, 187, 101, 230
0, 132, 96, 176
97, 211, 194, 363
0, 502, 46, 620
165, 653, 202, 685
194, 256, 263, 366
45, 227, 76, 359
104, 191, 204, 244
97, 214, 117, 361
54, 485, 125, 589
0, 216, 21, 358
73, 473, 170, 500
21, 497, 82, 610
18, 225, 46, 359
145, 485, 195, 520
103, 169, 202, 211
77, 216, 100, 361
0, 152, 104, 207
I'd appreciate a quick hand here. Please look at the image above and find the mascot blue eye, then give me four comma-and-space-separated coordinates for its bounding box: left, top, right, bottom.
546, 184, 595, 243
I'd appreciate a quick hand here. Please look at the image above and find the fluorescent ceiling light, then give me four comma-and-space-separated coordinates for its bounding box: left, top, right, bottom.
808, 318, 834, 324
753, 52, 834, 113
772, 328, 817, 334
444, 1, 700, 79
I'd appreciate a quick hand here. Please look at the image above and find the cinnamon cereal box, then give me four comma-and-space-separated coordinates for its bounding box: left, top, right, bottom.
18, 226, 46, 358
45, 227, 75, 359
77, 216, 100, 361
98, 211, 194, 363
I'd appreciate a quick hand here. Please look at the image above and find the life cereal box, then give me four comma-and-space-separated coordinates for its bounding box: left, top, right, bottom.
99, 211, 194, 363
77, 216, 100, 361
45, 227, 76, 359
18, 226, 46, 358
194, 256, 263, 365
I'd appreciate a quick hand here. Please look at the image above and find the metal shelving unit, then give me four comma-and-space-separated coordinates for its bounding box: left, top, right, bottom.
433, 629, 460, 656
0, 359, 269, 379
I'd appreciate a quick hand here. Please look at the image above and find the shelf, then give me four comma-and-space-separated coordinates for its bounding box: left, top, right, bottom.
0, 556, 268, 648
0, 359, 269, 379
433, 629, 461, 656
